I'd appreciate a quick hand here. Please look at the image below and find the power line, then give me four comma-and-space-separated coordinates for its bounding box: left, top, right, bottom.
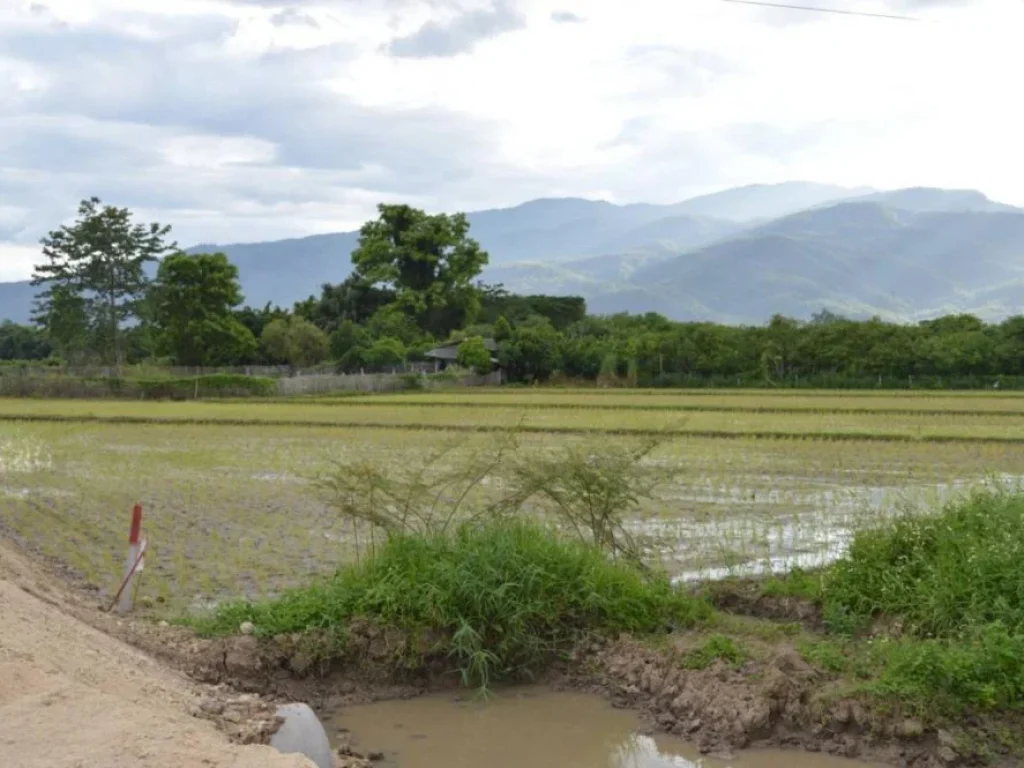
719, 0, 920, 22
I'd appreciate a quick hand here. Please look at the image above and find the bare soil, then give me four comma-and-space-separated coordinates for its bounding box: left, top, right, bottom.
0, 537, 311, 768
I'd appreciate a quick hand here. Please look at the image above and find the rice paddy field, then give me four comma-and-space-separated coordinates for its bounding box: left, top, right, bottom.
2, 387, 1024, 613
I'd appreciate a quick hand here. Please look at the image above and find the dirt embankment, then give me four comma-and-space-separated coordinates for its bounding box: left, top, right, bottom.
4, 537, 1020, 768
0, 539, 312, 768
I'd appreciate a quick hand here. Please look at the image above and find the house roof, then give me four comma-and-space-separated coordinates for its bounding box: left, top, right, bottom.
424, 337, 500, 364
424, 338, 497, 359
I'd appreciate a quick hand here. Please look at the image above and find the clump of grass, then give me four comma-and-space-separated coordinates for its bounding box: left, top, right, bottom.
681, 634, 749, 670
868, 623, 1024, 714
761, 567, 824, 601
823, 487, 1024, 637
191, 520, 711, 688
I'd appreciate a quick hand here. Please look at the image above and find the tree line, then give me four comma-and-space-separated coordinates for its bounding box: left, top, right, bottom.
5, 197, 1024, 388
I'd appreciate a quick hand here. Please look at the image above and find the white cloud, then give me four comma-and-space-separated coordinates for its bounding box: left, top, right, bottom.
0, 0, 1021, 282
0, 244, 42, 282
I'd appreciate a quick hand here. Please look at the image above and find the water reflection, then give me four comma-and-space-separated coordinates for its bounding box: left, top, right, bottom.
613, 734, 700, 768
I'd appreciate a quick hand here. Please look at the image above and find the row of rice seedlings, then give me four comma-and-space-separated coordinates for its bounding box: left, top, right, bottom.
339, 391, 1024, 414
4, 399, 1024, 442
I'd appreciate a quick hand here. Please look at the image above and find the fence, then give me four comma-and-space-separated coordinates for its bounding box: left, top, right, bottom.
278, 369, 503, 396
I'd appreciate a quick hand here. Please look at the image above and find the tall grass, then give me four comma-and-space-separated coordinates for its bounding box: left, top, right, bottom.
192, 520, 710, 687
824, 487, 1024, 637
816, 488, 1024, 714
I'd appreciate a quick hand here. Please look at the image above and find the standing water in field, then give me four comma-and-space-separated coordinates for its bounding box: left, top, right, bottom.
328, 688, 884, 768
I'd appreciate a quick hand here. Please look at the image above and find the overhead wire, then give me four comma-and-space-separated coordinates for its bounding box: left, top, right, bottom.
719, 0, 921, 22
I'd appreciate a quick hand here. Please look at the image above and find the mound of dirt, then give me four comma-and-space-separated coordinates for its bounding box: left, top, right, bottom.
0, 538, 313, 768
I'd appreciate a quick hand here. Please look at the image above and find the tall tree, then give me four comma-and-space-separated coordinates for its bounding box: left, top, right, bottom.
350, 204, 488, 338
32, 197, 175, 366
151, 252, 256, 366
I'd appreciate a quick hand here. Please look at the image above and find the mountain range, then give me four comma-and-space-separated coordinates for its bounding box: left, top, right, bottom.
2, 181, 1023, 325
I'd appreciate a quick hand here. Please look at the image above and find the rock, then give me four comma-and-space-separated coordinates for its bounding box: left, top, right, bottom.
655, 712, 675, 729
271, 702, 334, 768
199, 697, 225, 715
686, 719, 702, 734
367, 751, 385, 761
937, 730, 957, 749
157, 620, 169, 628
937, 746, 958, 764
240, 621, 255, 636
224, 636, 261, 677
898, 719, 925, 738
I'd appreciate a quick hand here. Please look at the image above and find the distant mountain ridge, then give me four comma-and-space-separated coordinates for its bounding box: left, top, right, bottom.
2, 182, 1022, 325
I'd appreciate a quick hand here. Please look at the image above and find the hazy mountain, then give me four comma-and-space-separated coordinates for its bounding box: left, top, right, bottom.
665, 181, 874, 221
0, 282, 34, 326
589, 201, 1024, 322
847, 187, 1019, 214
3, 184, 1023, 325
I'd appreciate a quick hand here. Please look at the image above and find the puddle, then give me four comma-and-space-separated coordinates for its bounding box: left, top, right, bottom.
329, 688, 884, 768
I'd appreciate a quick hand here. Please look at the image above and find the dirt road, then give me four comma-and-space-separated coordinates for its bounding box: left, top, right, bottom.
0, 539, 313, 768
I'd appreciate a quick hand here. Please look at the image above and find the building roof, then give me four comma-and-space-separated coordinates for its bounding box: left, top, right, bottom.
424, 337, 500, 364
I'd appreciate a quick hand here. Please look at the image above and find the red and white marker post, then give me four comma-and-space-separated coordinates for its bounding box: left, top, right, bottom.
117, 503, 144, 614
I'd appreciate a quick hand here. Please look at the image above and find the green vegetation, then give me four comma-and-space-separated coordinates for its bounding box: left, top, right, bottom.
192, 520, 710, 687
681, 634, 749, 669
758, 489, 1024, 717
151, 252, 257, 366
823, 489, 1024, 637
32, 197, 176, 367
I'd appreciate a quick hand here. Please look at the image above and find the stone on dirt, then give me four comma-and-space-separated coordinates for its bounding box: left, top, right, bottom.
271, 702, 335, 768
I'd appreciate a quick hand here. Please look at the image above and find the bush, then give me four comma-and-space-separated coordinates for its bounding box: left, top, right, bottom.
193, 520, 710, 687
817, 488, 1024, 715
823, 488, 1024, 637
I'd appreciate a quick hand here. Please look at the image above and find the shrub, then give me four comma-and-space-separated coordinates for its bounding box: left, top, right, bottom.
823, 488, 1024, 637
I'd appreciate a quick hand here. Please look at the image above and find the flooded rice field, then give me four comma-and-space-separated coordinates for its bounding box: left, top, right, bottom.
328, 688, 885, 768
3, 417, 1024, 607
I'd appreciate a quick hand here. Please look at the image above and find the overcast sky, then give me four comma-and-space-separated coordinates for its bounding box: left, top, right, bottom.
1, 0, 1020, 281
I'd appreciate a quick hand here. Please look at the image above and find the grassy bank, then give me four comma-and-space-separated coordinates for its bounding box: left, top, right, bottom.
190, 520, 711, 686
744, 487, 1024, 722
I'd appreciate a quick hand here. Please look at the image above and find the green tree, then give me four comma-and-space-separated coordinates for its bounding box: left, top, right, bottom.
351, 204, 488, 338
493, 315, 513, 342
32, 197, 176, 367
456, 336, 492, 373
151, 253, 256, 366
260, 316, 330, 368
499, 317, 562, 383
294, 276, 396, 333
0, 322, 52, 361
31, 284, 88, 362
363, 337, 407, 369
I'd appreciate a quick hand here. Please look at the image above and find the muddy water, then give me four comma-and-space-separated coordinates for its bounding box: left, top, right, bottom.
330, 688, 885, 768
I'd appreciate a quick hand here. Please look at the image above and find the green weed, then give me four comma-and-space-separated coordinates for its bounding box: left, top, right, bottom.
190, 520, 711, 687
681, 634, 749, 670
823, 487, 1024, 637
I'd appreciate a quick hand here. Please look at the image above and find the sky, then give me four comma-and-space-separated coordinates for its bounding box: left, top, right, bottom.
1, 0, 1021, 282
